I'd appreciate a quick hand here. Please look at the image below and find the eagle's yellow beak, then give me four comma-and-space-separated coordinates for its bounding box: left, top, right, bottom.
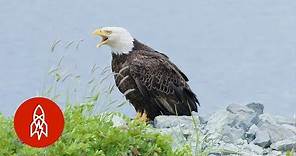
92, 29, 111, 48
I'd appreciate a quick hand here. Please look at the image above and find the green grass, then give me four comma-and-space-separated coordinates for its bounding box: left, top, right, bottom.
286, 149, 295, 156
0, 103, 191, 156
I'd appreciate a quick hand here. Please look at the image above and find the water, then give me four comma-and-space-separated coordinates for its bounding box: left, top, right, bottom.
0, 0, 295, 117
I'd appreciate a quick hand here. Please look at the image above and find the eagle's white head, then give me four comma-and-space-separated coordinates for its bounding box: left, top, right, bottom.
93, 27, 134, 54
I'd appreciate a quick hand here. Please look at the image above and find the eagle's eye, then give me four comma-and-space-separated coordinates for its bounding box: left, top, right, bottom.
105, 30, 112, 35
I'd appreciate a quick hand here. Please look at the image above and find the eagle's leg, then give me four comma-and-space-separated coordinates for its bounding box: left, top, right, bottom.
135, 111, 142, 120
139, 111, 149, 122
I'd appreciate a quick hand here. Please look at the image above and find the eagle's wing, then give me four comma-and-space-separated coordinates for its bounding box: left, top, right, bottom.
129, 51, 199, 115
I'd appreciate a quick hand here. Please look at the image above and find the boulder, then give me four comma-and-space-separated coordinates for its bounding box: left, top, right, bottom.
208, 153, 222, 156
268, 150, 283, 156
257, 114, 295, 143
270, 137, 296, 151
191, 111, 208, 125
253, 130, 271, 148
205, 110, 236, 144
282, 124, 296, 135
205, 104, 260, 145
226, 104, 259, 130
111, 115, 127, 127
217, 143, 241, 155
262, 148, 283, 155
216, 143, 263, 156
226, 104, 254, 114
241, 143, 264, 155
206, 110, 232, 132
155, 126, 188, 150
245, 124, 259, 143
257, 113, 277, 125
153, 115, 199, 129
274, 115, 296, 126
152, 115, 203, 151
246, 103, 264, 115
220, 125, 245, 144
149, 103, 295, 155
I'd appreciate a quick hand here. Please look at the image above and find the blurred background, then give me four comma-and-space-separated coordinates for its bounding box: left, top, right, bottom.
0, 0, 295, 117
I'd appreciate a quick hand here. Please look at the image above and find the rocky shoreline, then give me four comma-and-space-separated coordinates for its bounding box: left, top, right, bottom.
154, 103, 296, 155
113, 103, 296, 155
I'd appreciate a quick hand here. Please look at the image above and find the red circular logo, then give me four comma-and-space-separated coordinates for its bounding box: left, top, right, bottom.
14, 97, 64, 148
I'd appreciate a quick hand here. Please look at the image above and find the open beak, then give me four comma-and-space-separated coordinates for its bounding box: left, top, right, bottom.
92, 29, 110, 48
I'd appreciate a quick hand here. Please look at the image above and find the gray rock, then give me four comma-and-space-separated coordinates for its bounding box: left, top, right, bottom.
208, 153, 222, 156
242, 143, 264, 155
274, 115, 296, 126
220, 126, 245, 144
149, 103, 296, 155
226, 104, 254, 114
226, 104, 258, 130
205, 105, 259, 145
254, 130, 271, 148
262, 149, 289, 156
262, 148, 271, 155
216, 143, 263, 156
205, 110, 236, 143
282, 124, 296, 135
154, 126, 188, 150
198, 116, 208, 125
263, 123, 294, 143
246, 103, 264, 115
271, 137, 296, 151
152, 115, 203, 151
247, 124, 259, 135
153, 115, 199, 129
111, 115, 127, 127
217, 143, 241, 155
245, 124, 259, 143
257, 114, 295, 143
257, 114, 278, 125
236, 138, 247, 145
206, 110, 232, 131
268, 150, 283, 156
191, 111, 208, 125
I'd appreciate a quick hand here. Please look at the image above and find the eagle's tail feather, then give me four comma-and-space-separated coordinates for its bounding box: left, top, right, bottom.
183, 88, 199, 112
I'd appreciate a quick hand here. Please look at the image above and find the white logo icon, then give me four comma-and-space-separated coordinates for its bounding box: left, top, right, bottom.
30, 105, 48, 140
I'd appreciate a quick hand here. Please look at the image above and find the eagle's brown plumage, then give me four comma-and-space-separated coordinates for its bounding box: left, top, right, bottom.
112, 40, 199, 120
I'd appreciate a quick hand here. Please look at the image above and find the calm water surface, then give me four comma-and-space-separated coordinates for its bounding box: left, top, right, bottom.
0, 0, 295, 117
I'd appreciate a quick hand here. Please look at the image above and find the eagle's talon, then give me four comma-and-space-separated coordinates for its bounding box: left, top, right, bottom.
135, 111, 142, 120
134, 111, 149, 123
138, 111, 149, 122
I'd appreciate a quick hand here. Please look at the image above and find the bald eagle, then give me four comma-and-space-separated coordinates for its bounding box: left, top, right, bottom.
93, 27, 199, 121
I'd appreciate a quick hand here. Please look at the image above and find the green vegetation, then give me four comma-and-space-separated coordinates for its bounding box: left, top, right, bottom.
0, 103, 191, 156
0, 41, 198, 156
286, 149, 295, 156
